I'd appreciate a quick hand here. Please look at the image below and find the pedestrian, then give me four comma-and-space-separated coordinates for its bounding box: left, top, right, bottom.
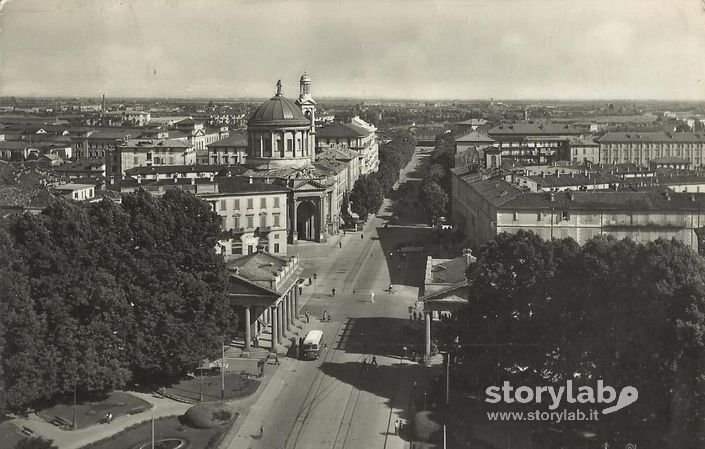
394, 419, 399, 435
339, 241, 342, 249
361, 233, 364, 239
370, 291, 375, 303
332, 288, 336, 297
106, 412, 113, 423
413, 310, 417, 320
299, 286, 303, 295
343, 229, 346, 236
253, 334, 259, 347
309, 277, 312, 285
371, 356, 378, 367
362, 358, 368, 371
305, 309, 310, 323
323, 310, 328, 321
260, 426, 264, 437
388, 284, 393, 293
274, 353, 280, 365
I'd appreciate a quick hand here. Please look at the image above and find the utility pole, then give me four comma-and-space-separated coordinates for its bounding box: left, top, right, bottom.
151, 406, 155, 449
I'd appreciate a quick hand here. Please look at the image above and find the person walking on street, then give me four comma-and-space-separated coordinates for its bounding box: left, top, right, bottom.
274, 353, 280, 365
362, 358, 368, 372
371, 355, 378, 368
388, 284, 393, 294
394, 419, 399, 435
361, 233, 364, 239
370, 291, 375, 303
323, 310, 328, 321
332, 288, 336, 297
260, 426, 264, 437
299, 286, 303, 295
305, 309, 310, 323
339, 241, 342, 249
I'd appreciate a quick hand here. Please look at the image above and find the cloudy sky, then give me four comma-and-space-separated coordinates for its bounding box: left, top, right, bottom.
0, 0, 704, 100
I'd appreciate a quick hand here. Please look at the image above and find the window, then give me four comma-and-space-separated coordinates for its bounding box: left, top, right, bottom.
537, 212, 542, 222
168, 157, 174, 164
248, 245, 254, 254
233, 199, 240, 210
247, 198, 253, 209
513, 211, 518, 221
223, 155, 229, 164
133, 156, 139, 164
146, 152, 152, 161
234, 216, 240, 229
264, 138, 272, 157
274, 243, 280, 253
260, 214, 267, 228
562, 211, 570, 221
73, 192, 78, 199
220, 199, 227, 211
274, 197, 280, 208
246, 215, 254, 228
273, 213, 280, 227
287, 139, 293, 153
260, 198, 267, 208
232, 241, 243, 255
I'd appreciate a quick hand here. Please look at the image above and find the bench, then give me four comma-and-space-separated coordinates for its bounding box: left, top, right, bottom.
52, 416, 72, 429
128, 406, 147, 415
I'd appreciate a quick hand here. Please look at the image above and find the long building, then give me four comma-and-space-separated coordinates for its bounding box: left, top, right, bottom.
451, 166, 705, 252
598, 131, 705, 167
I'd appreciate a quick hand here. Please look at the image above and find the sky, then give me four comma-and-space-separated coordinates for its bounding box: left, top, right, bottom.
0, 0, 704, 100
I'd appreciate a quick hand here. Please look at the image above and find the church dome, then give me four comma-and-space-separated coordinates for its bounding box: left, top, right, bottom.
249, 81, 310, 127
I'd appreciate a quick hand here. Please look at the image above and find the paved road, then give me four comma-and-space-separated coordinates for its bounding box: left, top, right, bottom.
223, 146, 435, 449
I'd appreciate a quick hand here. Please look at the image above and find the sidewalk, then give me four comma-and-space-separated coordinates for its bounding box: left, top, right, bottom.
10, 392, 190, 449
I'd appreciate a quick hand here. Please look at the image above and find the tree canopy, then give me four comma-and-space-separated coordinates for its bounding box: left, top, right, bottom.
0, 189, 236, 413
457, 231, 705, 447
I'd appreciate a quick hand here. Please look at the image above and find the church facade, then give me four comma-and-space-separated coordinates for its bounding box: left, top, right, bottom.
243, 74, 342, 244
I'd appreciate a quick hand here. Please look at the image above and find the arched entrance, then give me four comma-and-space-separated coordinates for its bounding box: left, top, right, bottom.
297, 200, 318, 241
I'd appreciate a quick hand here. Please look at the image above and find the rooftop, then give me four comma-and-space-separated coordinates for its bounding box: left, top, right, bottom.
207, 133, 248, 148
488, 123, 583, 136
599, 131, 705, 143
501, 190, 705, 212
316, 121, 368, 139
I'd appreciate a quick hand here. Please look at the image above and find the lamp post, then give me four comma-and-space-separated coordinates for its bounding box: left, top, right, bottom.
72, 379, 77, 430
221, 336, 226, 401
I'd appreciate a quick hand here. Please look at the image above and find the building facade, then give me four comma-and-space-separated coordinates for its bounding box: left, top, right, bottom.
598, 132, 705, 167
107, 138, 196, 176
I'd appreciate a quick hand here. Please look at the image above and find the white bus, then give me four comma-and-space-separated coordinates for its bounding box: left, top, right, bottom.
302, 330, 324, 360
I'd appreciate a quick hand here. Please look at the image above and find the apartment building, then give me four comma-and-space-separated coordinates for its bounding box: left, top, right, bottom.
598, 132, 705, 167
107, 138, 196, 176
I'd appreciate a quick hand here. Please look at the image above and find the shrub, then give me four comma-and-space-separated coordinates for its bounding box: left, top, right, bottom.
15, 437, 58, 449
182, 404, 238, 429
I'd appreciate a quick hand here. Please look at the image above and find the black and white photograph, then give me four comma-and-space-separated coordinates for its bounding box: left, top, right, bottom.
1, 1, 705, 448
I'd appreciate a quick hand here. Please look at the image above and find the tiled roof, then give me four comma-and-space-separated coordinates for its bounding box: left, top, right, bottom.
227, 252, 289, 282
455, 131, 495, 143
501, 190, 705, 212
207, 133, 247, 148
317, 122, 367, 139
471, 176, 523, 206
429, 256, 468, 284
122, 138, 192, 149
568, 136, 599, 146
488, 123, 583, 136
87, 128, 146, 140
522, 172, 621, 187
52, 158, 104, 172
215, 177, 290, 194
598, 132, 705, 143
651, 157, 690, 164
457, 118, 488, 126
125, 164, 223, 176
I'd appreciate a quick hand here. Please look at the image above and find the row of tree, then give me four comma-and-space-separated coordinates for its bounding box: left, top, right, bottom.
417, 132, 454, 224
457, 231, 705, 447
349, 131, 417, 219
0, 190, 237, 413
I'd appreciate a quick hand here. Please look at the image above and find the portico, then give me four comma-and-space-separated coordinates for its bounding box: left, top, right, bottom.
226, 252, 303, 353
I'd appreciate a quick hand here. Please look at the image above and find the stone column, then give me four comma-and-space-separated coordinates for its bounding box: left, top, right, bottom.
244, 306, 251, 352
294, 286, 299, 321
277, 301, 285, 345
425, 311, 432, 360
286, 291, 293, 332
282, 294, 289, 334
270, 306, 278, 353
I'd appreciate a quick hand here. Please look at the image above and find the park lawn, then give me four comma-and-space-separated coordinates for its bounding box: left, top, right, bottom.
0, 421, 26, 448
38, 391, 150, 430
163, 374, 260, 403
79, 416, 224, 449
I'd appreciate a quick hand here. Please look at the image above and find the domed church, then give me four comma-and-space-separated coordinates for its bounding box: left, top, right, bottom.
243, 74, 339, 244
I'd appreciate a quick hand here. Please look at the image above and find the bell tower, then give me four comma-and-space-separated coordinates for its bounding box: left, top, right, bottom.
296, 72, 316, 155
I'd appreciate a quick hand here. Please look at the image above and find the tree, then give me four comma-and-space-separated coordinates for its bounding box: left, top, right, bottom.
350, 175, 383, 219
418, 179, 447, 224
1, 190, 236, 412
